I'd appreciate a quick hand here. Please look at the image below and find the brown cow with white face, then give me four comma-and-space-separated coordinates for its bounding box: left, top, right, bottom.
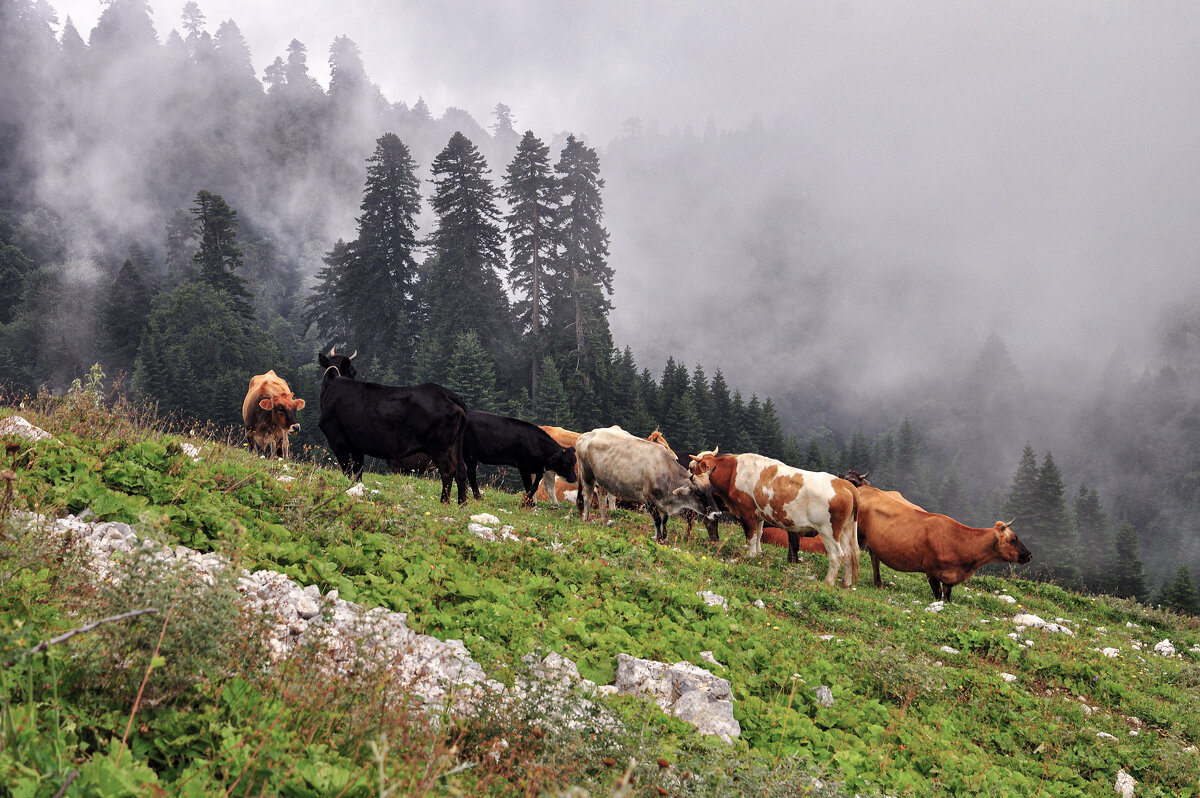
242, 370, 305, 459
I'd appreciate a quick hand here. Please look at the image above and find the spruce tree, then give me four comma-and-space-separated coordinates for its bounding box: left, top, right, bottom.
445, 331, 499, 412
709, 368, 734, 448
191, 190, 253, 319
758, 398, 787, 460
1158, 565, 1200, 615
100, 248, 153, 374
549, 135, 613, 413
534, 355, 575, 428
423, 132, 513, 373
1110, 521, 1148, 602
1074, 484, 1112, 593
663, 393, 705, 454
1032, 452, 1080, 585
1004, 443, 1040, 526
690, 364, 717, 446
502, 130, 559, 403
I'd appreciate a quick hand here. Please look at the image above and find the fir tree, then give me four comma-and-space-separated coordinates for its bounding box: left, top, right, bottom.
423, 132, 513, 373
100, 247, 153, 374
1158, 565, 1200, 615
1074, 484, 1112, 593
549, 135, 613, 413
502, 130, 559, 404
191, 190, 253, 318
1110, 521, 1148, 602
690, 364, 717, 446
757, 398, 786, 460
1032, 452, 1080, 585
534, 355, 574, 428
445, 331, 499, 412
709, 368, 734, 448
1004, 443, 1040, 526
663, 393, 705, 454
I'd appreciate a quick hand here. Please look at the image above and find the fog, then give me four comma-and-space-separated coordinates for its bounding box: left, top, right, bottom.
40, 1, 1200, 415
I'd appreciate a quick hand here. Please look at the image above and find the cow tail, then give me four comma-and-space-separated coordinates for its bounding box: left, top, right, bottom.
853, 490, 866, 552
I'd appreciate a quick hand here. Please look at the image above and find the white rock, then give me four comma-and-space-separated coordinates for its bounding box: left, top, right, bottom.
613, 653, 740, 743
0, 415, 51, 441
814, 685, 834, 708
1096, 732, 1116, 740
294, 595, 320, 619
345, 483, 366, 496
1000, 673, 1017, 683
276, 475, 296, 482
697, 590, 728, 610
925, 601, 945, 613
996, 594, 1017, 604
752, 599, 766, 609
1012, 613, 1075, 636
468, 523, 497, 541
1102, 648, 1120, 658
1153, 639, 1176, 657
940, 646, 960, 655
700, 651, 725, 669
181, 442, 200, 458
1115, 768, 1136, 798
470, 513, 501, 526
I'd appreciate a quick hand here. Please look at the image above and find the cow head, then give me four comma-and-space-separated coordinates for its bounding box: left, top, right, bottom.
672, 470, 721, 520
993, 521, 1032, 564
837, 469, 872, 487
258, 393, 306, 434
547, 445, 577, 478
318, 347, 358, 379
688, 447, 720, 476
646, 429, 677, 458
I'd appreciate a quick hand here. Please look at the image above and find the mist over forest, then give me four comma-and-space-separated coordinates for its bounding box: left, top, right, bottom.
4, 0, 1200, 606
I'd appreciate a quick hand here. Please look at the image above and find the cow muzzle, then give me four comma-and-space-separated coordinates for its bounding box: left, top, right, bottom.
289, 423, 301, 434
705, 510, 721, 520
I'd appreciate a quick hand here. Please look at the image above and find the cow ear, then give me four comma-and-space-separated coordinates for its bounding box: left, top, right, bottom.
294, 398, 306, 410
258, 397, 273, 410
672, 485, 689, 495
319, 353, 330, 367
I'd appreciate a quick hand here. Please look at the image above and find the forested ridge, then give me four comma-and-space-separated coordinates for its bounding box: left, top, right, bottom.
3, 0, 1200, 611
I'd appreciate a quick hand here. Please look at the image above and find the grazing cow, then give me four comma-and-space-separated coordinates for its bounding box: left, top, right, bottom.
574, 426, 720, 541
242, 370, 306, 459
316, 349, 468, 504
462, 410, 577, 506
856, 485, 1032, 601
689, 449, 860, 587
388, 453, 435, 475
537, 426, 677, 508
534, 474, 579, 504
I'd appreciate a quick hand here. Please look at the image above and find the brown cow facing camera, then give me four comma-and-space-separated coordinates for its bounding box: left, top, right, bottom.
242, 370, 306, 459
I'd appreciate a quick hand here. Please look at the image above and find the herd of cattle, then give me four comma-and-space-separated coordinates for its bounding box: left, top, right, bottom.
240, 350, 1033, 599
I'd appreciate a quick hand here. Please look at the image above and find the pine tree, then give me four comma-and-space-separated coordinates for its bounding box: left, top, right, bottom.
894, 417, 919, 492
758, 398, 786, 460
1074, 484, 1112, 593
303, 239, 353, 348
423, 132, 514, 374
534, 355, 575, 428
1110, 521, 1148, 602
690, 364, 717, 447
1158, 565, 1200, 615
709, 368, 734, 448
659, 357, 690, 417
1032, 452, 1080, 585
100, 248, 153, 374
663, 393, 705, 454
502, 130, 559, 404
445, 331, 499, 412
0, 236, 34, 325
549, 135, 613, 414
1004, 443, 1040, 526
191, 190, 253, 318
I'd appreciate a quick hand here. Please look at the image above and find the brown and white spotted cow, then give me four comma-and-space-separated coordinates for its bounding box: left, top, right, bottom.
242, 370, 306, 459
689, 448, 860, 587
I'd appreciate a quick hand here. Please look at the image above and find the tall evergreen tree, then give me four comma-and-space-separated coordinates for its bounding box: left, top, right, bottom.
100, 246, 153, 374
708, 368, 734, 447
1158, 565, 1200, 615
445, 331, 499, 412
423, 132, 513, 372
757, 398, 786, 460
1110, 521, 1148, 602
534, 355, 574, 428
549, 135, 613, 413
1074, 484, 1112, 593
191, 190, 253, 318
690, 364, 716, 446
502, 130, 559, 404
1032, 452, 1080, 584
663, 393, 705, 454
1004, 443, 1040, 526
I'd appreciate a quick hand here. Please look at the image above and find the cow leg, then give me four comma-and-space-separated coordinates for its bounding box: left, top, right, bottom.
819, 528, 842, 586
280, 433, 289, 460
872, 553, 884, 588
540, 471, 560, 506
927, 575, 943, 601
746, 520, 764, 557
465, 455, 482, 501
838, 517, 860, 588
349, 452, 365, 482
649, 506, 667, 542
705, 514, 720, 542
520, 469, 540, 508
942, 583, 953, 601
786, 530, 800, 563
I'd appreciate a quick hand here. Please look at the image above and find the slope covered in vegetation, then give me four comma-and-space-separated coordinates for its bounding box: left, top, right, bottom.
2, 389, 1200, 797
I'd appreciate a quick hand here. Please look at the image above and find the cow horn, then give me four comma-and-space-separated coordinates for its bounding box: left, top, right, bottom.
349, 350, 358, 360
1004, 518, 1016, 528
329, 346, 338, 356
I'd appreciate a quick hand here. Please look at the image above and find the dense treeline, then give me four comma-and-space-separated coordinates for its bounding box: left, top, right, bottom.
2, 0, 1200, 612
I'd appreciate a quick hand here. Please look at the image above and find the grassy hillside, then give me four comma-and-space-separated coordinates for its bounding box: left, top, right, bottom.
3, 387, 1200, 797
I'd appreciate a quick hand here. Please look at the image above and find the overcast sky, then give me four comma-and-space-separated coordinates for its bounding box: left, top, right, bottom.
49, 1, 1200, 393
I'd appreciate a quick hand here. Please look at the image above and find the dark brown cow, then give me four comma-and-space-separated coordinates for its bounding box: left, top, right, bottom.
857, 485, 1032, 600
762, 526, 828, 553
242, 370, 306, 459
689, 448, 860, 587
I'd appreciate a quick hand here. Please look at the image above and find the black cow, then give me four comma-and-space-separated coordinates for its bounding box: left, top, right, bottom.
462, 410, 578, 506
317, 349, 469, 504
